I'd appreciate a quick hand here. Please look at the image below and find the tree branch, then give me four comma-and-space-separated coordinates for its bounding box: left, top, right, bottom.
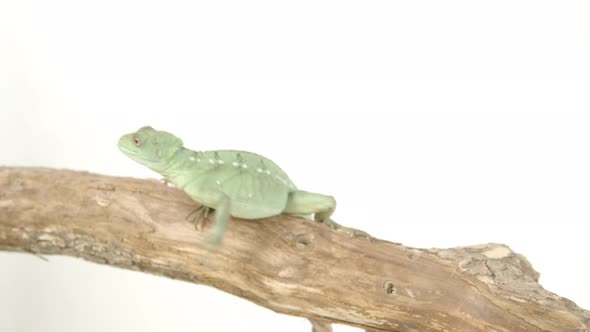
0, 167, 588, 331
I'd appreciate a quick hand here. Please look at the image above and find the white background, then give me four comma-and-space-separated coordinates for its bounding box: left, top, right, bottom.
1, 1, 589, 331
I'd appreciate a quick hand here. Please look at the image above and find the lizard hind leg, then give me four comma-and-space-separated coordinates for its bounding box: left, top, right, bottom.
284, 190, 370, 238
284, 190, 336, 224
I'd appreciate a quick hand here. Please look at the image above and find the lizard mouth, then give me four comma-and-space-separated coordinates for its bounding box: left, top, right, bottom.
117, 137, 136, 155
118, 137, 147, 160
117, 144, 136, 156
117, 139, 162, 165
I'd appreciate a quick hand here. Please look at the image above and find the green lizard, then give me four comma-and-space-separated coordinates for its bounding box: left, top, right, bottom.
118, 126, 367, 243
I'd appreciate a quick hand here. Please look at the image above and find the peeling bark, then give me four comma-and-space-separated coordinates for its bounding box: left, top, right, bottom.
0, 167, 588, 331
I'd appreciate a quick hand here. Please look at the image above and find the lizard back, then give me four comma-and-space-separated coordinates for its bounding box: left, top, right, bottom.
167, 148, 297, 219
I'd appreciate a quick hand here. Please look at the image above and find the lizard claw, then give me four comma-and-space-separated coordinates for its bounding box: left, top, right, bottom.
186, 205, 211, 231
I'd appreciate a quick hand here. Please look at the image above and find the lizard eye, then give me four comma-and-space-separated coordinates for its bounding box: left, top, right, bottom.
133, 137, 141, 146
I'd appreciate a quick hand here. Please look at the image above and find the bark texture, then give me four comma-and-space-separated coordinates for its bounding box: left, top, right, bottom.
0, 167, 588, 331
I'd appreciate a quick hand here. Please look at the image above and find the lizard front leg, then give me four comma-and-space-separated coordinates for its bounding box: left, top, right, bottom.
207, 192, 231, 245
186, 205, 211, 231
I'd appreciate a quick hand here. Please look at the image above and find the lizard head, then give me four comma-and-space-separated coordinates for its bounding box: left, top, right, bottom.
118, 126, 183, 171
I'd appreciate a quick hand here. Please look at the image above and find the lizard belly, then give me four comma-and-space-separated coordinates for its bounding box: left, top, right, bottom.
230, 201, 285, 219
181, 167, 290, 220
222, 170, 290, 219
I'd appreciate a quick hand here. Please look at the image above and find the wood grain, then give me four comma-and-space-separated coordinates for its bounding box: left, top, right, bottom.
0, 167, 588, 331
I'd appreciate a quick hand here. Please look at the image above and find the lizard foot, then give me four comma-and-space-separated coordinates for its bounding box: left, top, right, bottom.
320, 218, 371, 239
336, 226, 371, 238
186, 205, 211, 231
